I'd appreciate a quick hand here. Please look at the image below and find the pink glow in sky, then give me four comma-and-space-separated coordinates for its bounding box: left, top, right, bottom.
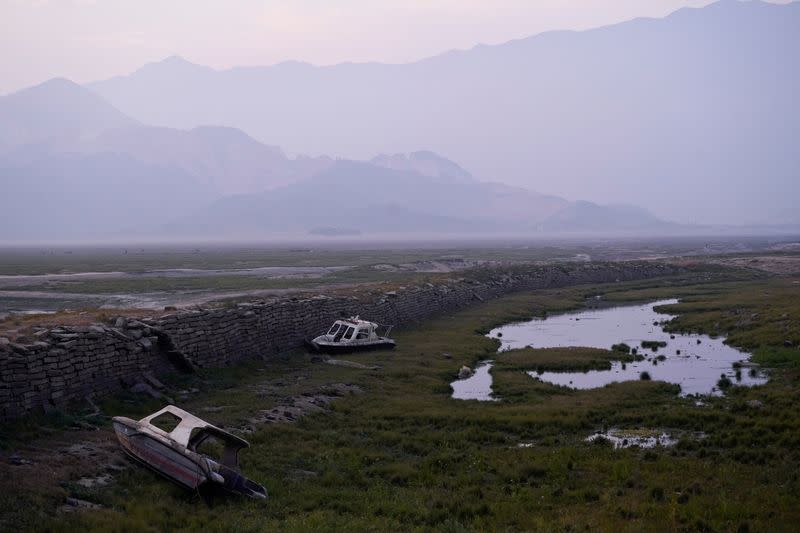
0, 0, 790, 94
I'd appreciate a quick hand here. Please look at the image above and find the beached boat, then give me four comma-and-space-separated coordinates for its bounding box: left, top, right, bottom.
307, 316, 395, 354
112, 405, 267, 499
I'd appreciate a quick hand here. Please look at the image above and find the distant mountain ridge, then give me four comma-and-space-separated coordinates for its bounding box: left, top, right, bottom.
0, 79, 333, 196
0, 152, 217, 240
540, 201, 671, 232
0, 66, 673, 240
162, 160, 650, 238
80, 125, 323, 195
87, 0, 800, 226
370, 151, 473, 183
0, 78, 137, 153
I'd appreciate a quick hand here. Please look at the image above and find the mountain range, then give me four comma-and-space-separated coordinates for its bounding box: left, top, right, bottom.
2, 0, 798, 241
85, 0, 800, 226
0, 77, 672, 240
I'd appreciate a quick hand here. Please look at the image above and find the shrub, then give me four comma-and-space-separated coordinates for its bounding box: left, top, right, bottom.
641, 340, 668, 351
640, 371, 652, 381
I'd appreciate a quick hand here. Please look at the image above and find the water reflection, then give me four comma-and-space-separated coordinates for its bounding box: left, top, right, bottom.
488, 299, 767, 396
586, 429, 679, 449
450, 360, 498, 401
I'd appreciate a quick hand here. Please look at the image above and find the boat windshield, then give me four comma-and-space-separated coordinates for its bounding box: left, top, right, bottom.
343, 326, 355, 340
327, 323, 341, 335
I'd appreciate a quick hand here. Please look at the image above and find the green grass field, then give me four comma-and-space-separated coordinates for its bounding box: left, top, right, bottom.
1, 272, 799, 531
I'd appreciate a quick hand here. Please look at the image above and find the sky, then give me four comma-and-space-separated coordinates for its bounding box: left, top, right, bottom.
1, 0, 787, 95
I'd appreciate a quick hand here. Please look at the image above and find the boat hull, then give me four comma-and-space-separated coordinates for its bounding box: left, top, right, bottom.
112, 409, 268, 500
113, 421, 208, 489
309, 339, 396, 354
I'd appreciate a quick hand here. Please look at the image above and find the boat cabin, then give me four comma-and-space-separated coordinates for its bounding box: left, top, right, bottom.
308, 316, 395, 353
112, 405, 267, 499
326, 317, 382, 343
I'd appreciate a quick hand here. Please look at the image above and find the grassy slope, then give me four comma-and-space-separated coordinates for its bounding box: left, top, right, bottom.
2, 270, 799, 531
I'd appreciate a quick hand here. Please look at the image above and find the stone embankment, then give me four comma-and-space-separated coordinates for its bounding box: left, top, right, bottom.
0, 262, 678, 420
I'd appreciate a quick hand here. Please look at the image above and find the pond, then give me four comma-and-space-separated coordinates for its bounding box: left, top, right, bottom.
451, 299, 768, 400
450, 361, 498, 401
490, 299, 767, 396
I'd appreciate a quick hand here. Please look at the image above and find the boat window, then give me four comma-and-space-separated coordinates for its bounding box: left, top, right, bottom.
343, 326, 355, 340
327, 323, 341, 335
356, 328, 369, 340
149, 412, 181, 433
190, 431, 226, 463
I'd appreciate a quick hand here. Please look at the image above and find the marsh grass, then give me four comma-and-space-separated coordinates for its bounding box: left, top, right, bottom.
640, 340, 667, 350
2, 271, 800, 531
494, 347, 634, 373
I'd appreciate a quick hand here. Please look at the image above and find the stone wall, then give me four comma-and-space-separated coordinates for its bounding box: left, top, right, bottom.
0, 261, 678, 420
0, 321, 170, 420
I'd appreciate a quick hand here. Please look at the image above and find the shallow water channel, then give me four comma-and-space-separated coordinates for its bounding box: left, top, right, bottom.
451, 299, 768, 400
450, 361, 497, 401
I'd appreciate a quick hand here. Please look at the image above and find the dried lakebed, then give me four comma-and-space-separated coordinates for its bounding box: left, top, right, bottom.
452, 299, 768, 399
0, 265, 351, 314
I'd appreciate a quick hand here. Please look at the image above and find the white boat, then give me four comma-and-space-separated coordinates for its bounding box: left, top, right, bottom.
112, 405, 267, 499
307, 316, 395, 354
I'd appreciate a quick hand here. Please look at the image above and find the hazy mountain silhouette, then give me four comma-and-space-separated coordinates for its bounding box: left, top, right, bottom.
540, 201, 672, 232
0, 75, 671, 240
0, 81, 332, 196
162, 160, 670, 238
0, 152, 217, 239
370, 151, 473, 183
80, 125, 326, 195
0, 78, 137, 153
89, 0, 800, 225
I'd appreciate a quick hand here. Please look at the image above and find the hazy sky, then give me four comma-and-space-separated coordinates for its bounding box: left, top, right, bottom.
3, 0, 787, 95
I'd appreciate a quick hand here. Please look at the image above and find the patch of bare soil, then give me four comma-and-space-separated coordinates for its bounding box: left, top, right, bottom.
0, 429, 126, 516
707, 255, 800, 275
244, 383, 363, 428
373, 259, 494, 273
324, 358, 380, 370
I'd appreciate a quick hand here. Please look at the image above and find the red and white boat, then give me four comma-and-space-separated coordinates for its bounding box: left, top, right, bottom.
113, 405, 266, 499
